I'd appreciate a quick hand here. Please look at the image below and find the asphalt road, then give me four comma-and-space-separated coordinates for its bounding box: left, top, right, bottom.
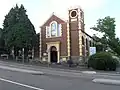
1, 60, 120, 80
0, 68, 119, 90
0, 80, 35, 90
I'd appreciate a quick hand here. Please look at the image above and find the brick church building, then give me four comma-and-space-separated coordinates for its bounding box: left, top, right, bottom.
39, 6, 94, 63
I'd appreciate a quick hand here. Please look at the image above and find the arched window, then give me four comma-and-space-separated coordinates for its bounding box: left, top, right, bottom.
82, 36, 85, 56
50, 21, 57, 37
82, 36, 84, 45
86, 38, 88, 50
46, 21, 62, 38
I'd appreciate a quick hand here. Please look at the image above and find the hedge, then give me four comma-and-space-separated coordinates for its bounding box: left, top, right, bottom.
88, 52, 119, 71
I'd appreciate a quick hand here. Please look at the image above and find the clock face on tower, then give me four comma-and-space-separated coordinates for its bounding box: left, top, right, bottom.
70, 10, 78, 18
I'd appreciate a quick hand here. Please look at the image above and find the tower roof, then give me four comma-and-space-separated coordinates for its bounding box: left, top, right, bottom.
68, 5, 83, 11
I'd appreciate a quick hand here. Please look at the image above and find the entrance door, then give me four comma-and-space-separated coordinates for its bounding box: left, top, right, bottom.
50, 46, 57, 63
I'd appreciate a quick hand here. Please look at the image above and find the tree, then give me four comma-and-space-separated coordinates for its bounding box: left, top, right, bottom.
34, 33, 39, 57
92, 34, 104, 52
91, 16, 116, 39
108, 38, 120, 56
3, 4, 37, 56
0, 28, 5, 48
91, 16, 120, 56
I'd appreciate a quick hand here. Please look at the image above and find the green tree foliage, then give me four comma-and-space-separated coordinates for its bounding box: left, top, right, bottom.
34, 33, 39, 57
0, 28, 5, 48
92, 34, 107, 52
2, 4, 36, 54
91, 16, 116, 39
91, 16, 120, 56
108, 38, 120, 56
88, 52, 118, 71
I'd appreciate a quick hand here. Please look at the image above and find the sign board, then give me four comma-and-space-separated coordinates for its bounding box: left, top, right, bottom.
89, 47, 96, 56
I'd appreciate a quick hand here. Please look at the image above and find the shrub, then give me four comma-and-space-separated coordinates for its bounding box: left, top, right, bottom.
88, 52, 118, 71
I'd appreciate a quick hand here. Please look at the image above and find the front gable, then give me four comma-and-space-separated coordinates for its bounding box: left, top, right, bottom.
41, 14, 65, 27
41, 14, 66, 38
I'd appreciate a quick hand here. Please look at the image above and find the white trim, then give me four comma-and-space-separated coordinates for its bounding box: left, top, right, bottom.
68, 5, 81, 10
49, 21, 58, 27
40, 13, 65, 27
46, 26, 51, 38
50, 21, 58, 37
40, 14, 54, 27
78, 21, 81, 29
78, 9, 82, 20
67, 21, 70, 56
46, 42, 60, 63
68, 5, 84, 12
70, 10, 78, 19
46, 21, 62, 38
46, 26, 47, 38
58, 24, 62, 36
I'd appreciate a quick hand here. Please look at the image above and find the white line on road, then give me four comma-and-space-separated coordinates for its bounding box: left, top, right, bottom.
92, 78, 120, 85
0, 78, 44, 90
0, 66, 44, 75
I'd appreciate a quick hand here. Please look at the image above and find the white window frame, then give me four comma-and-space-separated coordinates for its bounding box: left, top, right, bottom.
58, 24, 62, 36
46, 21, 62, 38
50, 21, 58, 37
46, 26, 51, 38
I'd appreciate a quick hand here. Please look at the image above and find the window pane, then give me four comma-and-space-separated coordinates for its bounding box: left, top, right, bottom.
51, 22, 57, 36
58, 24, 62, 36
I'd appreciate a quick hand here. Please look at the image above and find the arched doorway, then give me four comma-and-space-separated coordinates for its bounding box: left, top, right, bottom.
50, 46, 57, 63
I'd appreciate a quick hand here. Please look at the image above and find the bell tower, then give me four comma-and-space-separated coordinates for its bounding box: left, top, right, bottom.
68, 6, 84, 60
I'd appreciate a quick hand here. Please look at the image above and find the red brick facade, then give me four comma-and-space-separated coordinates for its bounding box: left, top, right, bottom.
41, 15, 68, 57
40, 7, 94, 63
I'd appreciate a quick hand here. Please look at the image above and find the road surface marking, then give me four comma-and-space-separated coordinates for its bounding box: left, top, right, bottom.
82, 71, 96, 74
0, 78, 44, 90
93, 78, 120, 85
0, 66, 44, 75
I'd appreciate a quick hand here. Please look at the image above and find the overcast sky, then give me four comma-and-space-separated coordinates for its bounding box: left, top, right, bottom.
0, 0, 119, 37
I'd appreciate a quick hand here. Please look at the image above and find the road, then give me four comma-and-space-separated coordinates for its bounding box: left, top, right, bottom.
0, 69, 120, 90
0, 65, 119, 89
0, 60, 120, 80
